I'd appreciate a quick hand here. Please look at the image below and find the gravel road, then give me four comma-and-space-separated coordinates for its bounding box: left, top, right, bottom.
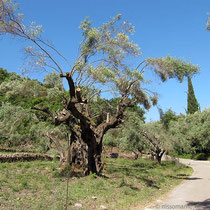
145, 159, 210, 210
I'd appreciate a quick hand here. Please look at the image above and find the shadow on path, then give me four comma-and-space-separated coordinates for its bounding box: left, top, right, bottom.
187, 198, 210, 209
167, 174, 202, 180
184, 177, 202, 180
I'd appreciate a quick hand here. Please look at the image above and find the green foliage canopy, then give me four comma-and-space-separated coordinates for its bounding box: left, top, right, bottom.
169, 109, 210, 154
159, 108, 178, 130
0, 1, 200, 111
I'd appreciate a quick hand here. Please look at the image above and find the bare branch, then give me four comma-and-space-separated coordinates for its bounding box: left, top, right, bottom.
87, 89, 102, 102
31, 106, 54, 119
135, 60, 145, 70
31, 39, 63, 73
37, 38, 72, 69
141, 130, 160, 151
0, 3, 64, 74
60, 73, 76, 99
46, 132, 66, 161
9, 118, 22, 136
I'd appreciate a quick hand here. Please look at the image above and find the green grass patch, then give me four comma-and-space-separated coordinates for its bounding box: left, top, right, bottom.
0, 157, 192, 209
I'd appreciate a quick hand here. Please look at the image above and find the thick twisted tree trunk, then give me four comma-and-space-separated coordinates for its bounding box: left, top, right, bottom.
87, 145, 97, 173
47, 119, 105, 175
90, 140, 103, 175
68, 135, 103, 175
155, 149, 165, 164
141, 131, 166, 164
80, 126, 104, 175
66, 138, 88, 173
36, 74, 133, 176
87, 141, 103, 174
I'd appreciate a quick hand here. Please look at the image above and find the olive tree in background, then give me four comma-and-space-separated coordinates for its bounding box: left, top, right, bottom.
169, 108, 210, 155
115, 111, 176, 164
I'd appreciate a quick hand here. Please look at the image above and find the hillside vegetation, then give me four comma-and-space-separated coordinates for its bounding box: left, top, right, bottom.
1, 68, 210, 161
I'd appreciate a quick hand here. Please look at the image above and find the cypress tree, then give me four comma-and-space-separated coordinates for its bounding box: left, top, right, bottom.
187, 76, 199, 114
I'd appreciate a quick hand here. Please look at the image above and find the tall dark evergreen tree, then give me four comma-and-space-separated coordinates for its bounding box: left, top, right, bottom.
206, 14, 210, 30
187, 76, 199, 114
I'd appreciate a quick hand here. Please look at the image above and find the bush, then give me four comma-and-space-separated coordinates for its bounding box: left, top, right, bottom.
169, 109, 210, 154
192, 153, 209, 160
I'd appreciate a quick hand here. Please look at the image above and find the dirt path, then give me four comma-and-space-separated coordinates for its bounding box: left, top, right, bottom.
145, 159, 210, 210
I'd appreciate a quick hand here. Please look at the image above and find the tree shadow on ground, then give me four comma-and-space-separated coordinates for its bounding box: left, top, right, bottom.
132, 162, 155, 169
184, 177, 202, 180
141, 177, 160, 189
120, 183, 140, 191
117, 178, 140, 191
187, 198, 210, 209
177, 173, 188, 177
167, 174, 202, 180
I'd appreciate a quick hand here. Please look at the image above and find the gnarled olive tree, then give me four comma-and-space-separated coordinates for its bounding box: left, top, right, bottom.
0, 0, 199, 174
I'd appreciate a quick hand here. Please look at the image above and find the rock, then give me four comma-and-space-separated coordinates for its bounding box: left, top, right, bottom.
110, 153, 119, 158
74, 203, 82, 208
156, 199, 162, 203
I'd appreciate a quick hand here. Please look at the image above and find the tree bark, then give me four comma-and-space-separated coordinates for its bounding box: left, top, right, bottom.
155, 149, 165, 164
80, 126, 104, 175
87, 144, 97, 174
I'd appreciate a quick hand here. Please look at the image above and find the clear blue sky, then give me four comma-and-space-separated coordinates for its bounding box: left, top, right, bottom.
1, 0, 210, 121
